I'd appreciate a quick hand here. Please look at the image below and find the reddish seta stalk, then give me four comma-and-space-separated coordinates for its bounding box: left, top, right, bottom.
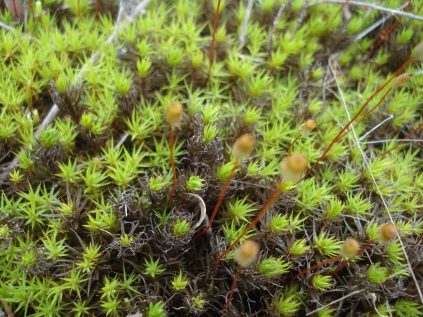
214, 44, 420, 272
95, 0, 101, 18
297, 255, 342, 278
368, 0, 413, 58
287, 134, 301, 155
302, 56, 415, 180
207, 0, 222, 80
224, 269, 241, 310
194, 160, 239, 239
380, 122, 423, 158
28, 0, 33, 15
169, 128, 176, 210
296, 243, 372, 278
214, 187, 283, 271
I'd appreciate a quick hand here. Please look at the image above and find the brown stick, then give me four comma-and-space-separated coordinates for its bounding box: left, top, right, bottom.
28, 0, 33, 15
297, 255, 342, 278
194, 160, 239, 238
287, 134, 302, 154
207, 0, 222, 80
95, 0, 101, 18
224, 269, 241, 309
169, 128, 177, 210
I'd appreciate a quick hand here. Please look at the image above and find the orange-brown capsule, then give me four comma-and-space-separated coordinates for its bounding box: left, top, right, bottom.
233, 133, 256, 159
233, 239, 260, 268
165, 101, 184, 128
280, 153, 307, 183
379, 223, 398, 242
340, 238, 360, 258
300, 119, 317, 133
411, 41, 423, 61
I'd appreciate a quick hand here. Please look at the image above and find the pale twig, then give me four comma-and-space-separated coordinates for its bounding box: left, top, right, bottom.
360, 139, 423, 145
0, 20, 15, 32
328, 56, 423, 304
268, 1, 288, 52
306, 289, 365, 316
239, 0, 255, 48
359, 115, 393, 141
307, 0, 423, 22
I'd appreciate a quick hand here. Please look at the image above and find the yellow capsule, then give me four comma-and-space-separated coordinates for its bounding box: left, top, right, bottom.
280, 153, 307, 183
300, 119, 317, 133
233, 133, 256, 159
379, 223, 398, 242
340, 238, 360, 258
233, 239, 260, 268
165, 101, 184, 128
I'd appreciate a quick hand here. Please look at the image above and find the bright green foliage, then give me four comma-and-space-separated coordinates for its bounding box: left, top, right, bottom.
257, 257, 290, 277
394, 300, 423, 317
173, 219, 191, 237
203, 124, 218, 143
171, 271, 190, 291
227, 197, 256, 224
216, 161, 238, 181
312, 275, 333, 291
148, 302, 166, 317
289, 239, 310, 256
314, 232, 342, 257
144, 258, 165, 278
273, 294, 301, 316
186, 175, 205, 192
368, 264, 390, 284
0, 0, 421, 315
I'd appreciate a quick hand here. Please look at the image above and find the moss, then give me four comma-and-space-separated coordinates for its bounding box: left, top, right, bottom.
0, 0, 422, 316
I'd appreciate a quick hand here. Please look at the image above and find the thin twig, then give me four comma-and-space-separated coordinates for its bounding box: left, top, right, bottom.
0, 20, 15, 32
239, 0, 254, 48
268, 2, 288, 52
307, 0, 423, 22
306, 289, 365, 316
361, 138, 423, 145
359, 115, 393, 141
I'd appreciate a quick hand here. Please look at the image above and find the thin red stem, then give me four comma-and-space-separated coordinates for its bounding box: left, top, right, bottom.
224, 269, 241, 310
169, 128, 176, 210
194, 160, 239, 239
207, 0, 222, 80
296, 255, 342, 278
380, 122, 423, 157
214, 187, 283, 271
95, 0, 100, 18
331, 243, 371, 275
368, 0, 412, 57
287, 134, 301, 154
28, 0, 33, 15
302, 57, 415, 180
